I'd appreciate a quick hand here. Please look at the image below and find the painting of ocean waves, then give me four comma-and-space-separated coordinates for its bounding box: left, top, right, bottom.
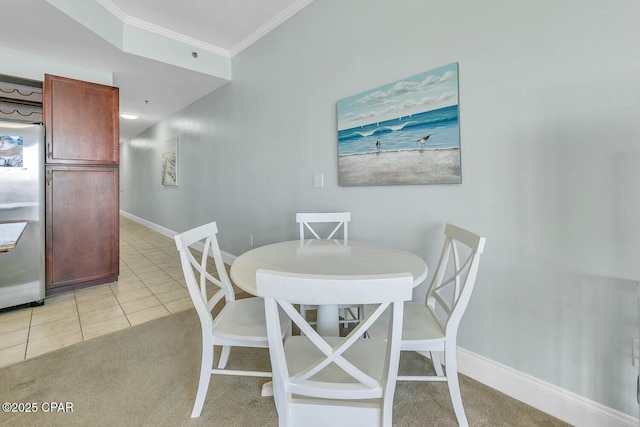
338, 105, 459, 156
0, 135, 23, 167
336, 63, 461, 186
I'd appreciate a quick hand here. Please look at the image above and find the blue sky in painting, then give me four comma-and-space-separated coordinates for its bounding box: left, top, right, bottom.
337, 63, 459, 131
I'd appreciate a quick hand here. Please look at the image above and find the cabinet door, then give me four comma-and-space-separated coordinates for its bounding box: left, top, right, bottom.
43, 74, 119, 165
45, 166, 119, 290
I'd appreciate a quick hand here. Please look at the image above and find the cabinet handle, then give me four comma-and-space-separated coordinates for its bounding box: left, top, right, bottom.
46, 170, 52, 185
47, 143, 52, 159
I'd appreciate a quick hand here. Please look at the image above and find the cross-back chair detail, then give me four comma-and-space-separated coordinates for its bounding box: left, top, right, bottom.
296, 212, 351, 242
368, 223, 486, 427
256, 270, 413, 427
295, 212, 361, 329
425, 225, 485, 335
175, 222, 289, 418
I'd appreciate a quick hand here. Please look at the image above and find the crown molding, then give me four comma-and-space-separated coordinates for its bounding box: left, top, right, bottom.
96, 0, 230, 57
95, 0, 126, 21
97, 0, 314, 59
229, 0, 315, 57
123, 14, 231, 57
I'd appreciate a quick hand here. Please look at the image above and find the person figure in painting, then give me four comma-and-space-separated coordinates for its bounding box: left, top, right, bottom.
376, 137, 381, 151
417, 134, 431, 150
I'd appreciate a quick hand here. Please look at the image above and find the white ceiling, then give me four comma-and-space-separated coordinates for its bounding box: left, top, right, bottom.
0, 0, 313, 140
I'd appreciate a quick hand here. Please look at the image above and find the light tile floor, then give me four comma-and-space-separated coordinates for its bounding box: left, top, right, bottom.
0, 216, 203, 368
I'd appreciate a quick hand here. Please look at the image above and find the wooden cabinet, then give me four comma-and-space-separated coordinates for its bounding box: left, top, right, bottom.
43, 74, 120, 292
43, 75, 119, 165
45, 166, 119, 290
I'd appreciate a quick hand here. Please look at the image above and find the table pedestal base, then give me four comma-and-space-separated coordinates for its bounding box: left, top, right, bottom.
261, 381, 273, 397
316, 305, 340, 336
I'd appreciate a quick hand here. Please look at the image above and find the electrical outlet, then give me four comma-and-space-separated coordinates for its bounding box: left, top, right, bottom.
633, 338, 639, 367
249, 235, 254, 246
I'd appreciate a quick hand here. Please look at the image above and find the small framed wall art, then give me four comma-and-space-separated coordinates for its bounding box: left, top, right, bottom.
161, 137, 178, 186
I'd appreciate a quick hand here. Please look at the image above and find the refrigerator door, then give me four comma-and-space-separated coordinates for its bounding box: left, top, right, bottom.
0, 122, 45, 309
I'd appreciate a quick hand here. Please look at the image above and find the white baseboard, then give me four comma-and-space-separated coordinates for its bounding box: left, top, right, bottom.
457, 347, 638, 427
120, 210, 638, 426
119, 211, 237, 265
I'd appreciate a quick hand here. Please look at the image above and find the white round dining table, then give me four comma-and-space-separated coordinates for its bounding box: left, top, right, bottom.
230, 239, 428, 336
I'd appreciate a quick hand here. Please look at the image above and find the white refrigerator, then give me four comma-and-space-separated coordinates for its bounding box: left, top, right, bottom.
0, 122, 45, 310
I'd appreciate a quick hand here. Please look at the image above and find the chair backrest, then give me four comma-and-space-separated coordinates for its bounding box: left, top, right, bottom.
426, 224, 486, 336
174, 222, 235, 333
256, 269, 412, 401
296, 212, 351, 242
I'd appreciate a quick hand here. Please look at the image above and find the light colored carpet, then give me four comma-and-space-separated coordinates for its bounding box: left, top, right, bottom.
0, 308, 569, 426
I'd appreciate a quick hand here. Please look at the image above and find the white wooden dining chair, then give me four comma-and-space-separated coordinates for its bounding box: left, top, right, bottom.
296, 212, 362, 329
297, 212, 351, 242
256, 269, 413, 427
174, 222, 290, 418
368, 223, 486, 427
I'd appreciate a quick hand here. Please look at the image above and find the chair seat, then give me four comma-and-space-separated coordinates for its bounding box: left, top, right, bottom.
214, 296, 287, 344
284, 336, 388, 398
369, 302, 445, 350
258, 269, 412, 427
369, 224, 486, 426
175, 221, 289, 419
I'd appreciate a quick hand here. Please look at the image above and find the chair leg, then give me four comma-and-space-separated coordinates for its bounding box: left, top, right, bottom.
346, 307, 357, 323
444, 349, 468, 427
431, 351, 445, 377
381, 392, 393, 427
277, 392, 292, 427
340, 306, 361, 327
359, 305, 369, 338
218, 345, 231, 369
191, 341, 214, 418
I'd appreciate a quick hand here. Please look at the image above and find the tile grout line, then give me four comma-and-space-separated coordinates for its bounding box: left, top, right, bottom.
120, 243, 172, 321
117, 248, 143, 327
2, 218, 188, 367
22, 308, 34, 362
125, 237, 186, 315
108, 275, 132, 332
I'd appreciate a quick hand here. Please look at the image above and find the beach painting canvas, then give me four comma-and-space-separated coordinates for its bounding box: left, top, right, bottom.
161, 137, 178, 186
337, 63, 461, 186
0, 135, 24, 168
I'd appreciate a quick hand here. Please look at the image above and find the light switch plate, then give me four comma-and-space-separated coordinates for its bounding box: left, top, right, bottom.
313, 174, 324, 188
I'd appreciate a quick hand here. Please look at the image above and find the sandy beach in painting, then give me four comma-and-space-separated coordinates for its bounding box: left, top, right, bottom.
338, 148, 461, 186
